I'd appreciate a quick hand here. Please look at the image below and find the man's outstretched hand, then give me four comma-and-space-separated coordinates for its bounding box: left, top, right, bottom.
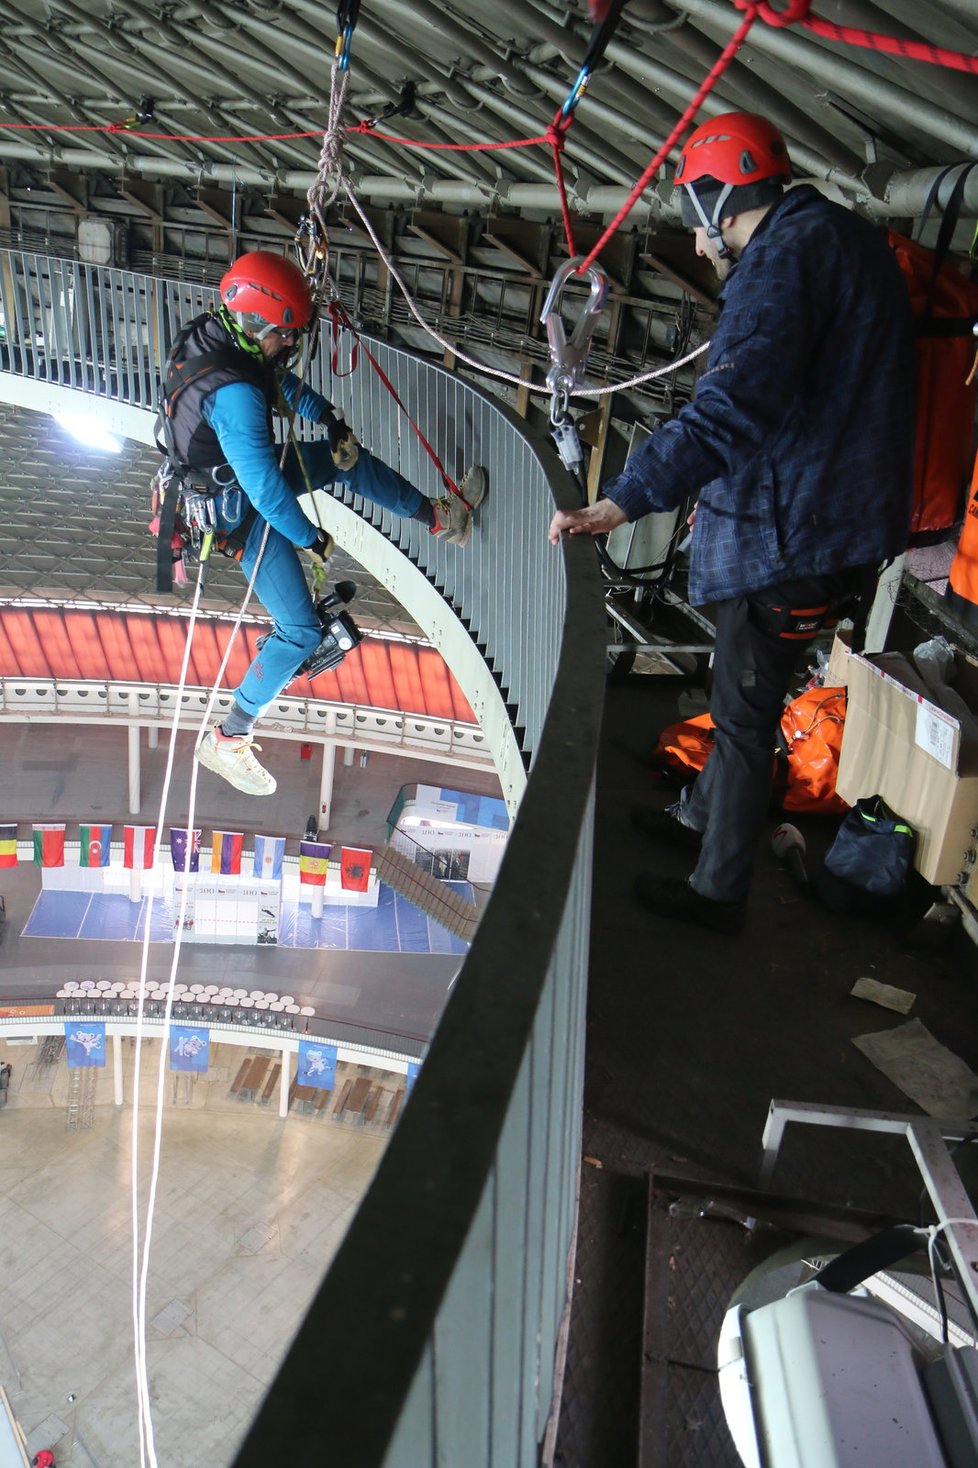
548, 499, 628, 544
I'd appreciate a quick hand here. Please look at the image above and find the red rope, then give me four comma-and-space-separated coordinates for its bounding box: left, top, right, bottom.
350, 122, 550, 151
575, 4, 761, 275
547, 117, 578, 259
801, 16, 978, 74
327, 300, 460, 500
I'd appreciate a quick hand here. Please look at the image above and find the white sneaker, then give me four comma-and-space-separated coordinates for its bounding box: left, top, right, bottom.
430, 467, 487, 548
195, 727, 277, 796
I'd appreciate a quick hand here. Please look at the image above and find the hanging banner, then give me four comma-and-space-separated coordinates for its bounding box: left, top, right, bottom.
169, 827, 201, 873
123, 825, 156, 870
169, 1026, 210, 1073
298, 840, 331, 887
340, 846, 372, 892
64, 1021, 106, 1068
79, 823, 112, 868
297, 1039, 337, 1090
406, 1061, 420, 1094
32, 824, 66, 867
0, 825, 16, 868
253, 834, 286, 880
211, 831, 243, 876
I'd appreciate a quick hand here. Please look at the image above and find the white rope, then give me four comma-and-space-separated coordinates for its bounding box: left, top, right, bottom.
308, 59, 351, 215
339, 175, 711, 398
131, 522, 270, 1465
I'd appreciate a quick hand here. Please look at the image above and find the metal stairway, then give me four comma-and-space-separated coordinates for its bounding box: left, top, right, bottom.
375, 843, 480, 944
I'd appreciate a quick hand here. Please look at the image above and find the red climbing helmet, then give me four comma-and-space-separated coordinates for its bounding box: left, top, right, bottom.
219, 251, 313, 337
675, 111, 792, 190
675, 112, 792, 252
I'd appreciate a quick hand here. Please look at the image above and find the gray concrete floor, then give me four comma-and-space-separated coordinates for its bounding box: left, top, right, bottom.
0, 719, 504, 1465
0, 1055, 386, 1468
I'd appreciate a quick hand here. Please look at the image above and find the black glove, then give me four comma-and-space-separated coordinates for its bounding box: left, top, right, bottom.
303, 529, 334, 563
321, 408, 348, 453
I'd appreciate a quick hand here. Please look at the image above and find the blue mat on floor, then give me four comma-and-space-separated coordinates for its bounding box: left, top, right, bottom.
22, 881, 470, 956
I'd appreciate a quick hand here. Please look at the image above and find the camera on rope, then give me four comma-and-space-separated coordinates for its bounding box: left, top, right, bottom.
256, 579, 363, 681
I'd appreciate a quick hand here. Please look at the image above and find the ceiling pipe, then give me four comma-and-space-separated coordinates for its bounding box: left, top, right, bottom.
809, 0, 978, 121
509, 0, 688, 137
455, 77, 640, 189
3, 135, 973, 220
366, 0, 541, 98
636, 23, 864, 176
666, 0, 978, 158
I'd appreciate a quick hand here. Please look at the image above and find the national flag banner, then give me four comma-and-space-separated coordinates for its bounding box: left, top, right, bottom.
253, 834, 286, 881
297, 1039, 337, 1090
169, 1025, 210, 1073
340, 846, 372, 892
79, 823, 112, 868
123, 825, 156, 871
32, 824, 66, 867
211, 831, 243, 876
64, 1021, 106, 1069
0, 825, 16, 869
298, 840, 331, 887
170, 827, 201, 873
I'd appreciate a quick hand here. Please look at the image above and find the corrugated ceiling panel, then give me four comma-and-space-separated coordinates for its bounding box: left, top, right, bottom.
388, 643, 426, 713
358, 640, 399, 711
31, 610, 82, 679
0, 609, 478, 723
3, 610, 52, 677
94, 611, 137, 680
68, 611, 112, 680
417, 647, 457, 720
333, 647, 372, 706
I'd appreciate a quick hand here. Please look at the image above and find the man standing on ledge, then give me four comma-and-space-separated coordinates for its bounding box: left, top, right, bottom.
549, 112, 914, 934
159, 250, 486, 797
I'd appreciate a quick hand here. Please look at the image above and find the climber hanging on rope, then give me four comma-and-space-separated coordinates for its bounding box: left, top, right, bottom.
155, 249, 487, 796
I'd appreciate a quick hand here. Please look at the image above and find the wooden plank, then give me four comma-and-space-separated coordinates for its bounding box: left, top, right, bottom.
230, 1059, 250, 1095
347, 1077, 371, 1117
261, 1063, 281, 1102
387, 1088, 405, 1127
332, 1078, 353, 1117
363, 1087, 382, 1124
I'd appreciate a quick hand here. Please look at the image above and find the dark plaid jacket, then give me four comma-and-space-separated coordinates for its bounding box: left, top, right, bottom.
604, 186, 915, 602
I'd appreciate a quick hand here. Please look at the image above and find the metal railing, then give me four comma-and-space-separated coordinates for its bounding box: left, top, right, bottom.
0, 248, 607, 1463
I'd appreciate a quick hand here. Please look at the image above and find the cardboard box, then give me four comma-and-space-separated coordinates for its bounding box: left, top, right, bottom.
836, 648, 978, 886
825, 628, 853, 688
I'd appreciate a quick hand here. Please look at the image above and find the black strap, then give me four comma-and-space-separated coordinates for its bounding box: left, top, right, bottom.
812, 1223, 922, 1294
918, 161, 978, 324
156, 483, 179, 595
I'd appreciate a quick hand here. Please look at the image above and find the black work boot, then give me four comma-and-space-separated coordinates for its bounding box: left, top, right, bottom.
634, 873, 746, 935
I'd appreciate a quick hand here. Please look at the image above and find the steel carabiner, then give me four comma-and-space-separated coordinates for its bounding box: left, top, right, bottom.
539, 257, 610, 399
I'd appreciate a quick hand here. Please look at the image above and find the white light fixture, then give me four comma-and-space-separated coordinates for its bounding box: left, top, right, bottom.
52, 411, 123, 453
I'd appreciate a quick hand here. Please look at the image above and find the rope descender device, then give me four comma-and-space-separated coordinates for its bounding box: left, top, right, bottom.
540, 256, 610, 417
